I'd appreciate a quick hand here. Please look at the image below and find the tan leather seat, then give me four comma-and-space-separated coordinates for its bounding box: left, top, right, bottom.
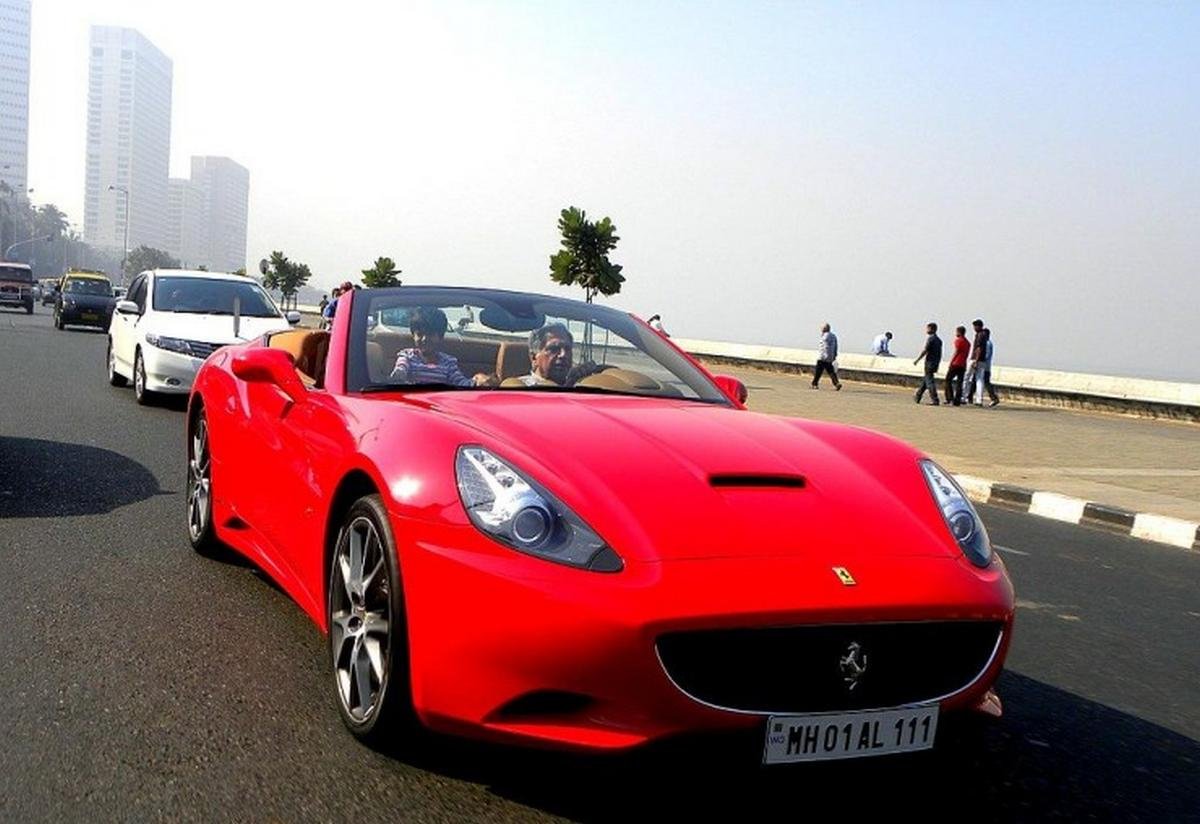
267, 329, 330, 387
496, 341, 531, 380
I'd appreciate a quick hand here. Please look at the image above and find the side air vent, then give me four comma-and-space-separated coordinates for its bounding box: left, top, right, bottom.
709, 474, 806, 489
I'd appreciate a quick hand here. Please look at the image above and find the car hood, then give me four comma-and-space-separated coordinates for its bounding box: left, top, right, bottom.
418, 392, 961, 564
143, 312, 292, 343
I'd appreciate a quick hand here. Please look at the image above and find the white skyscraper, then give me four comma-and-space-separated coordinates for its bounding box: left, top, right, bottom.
165, 157, 250, 273
0, 0, 31, 195
83, 27, 172, 253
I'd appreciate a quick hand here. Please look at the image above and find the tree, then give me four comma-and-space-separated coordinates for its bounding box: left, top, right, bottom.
360, 256, 402, 288
125, 245, 180, 277
34, 204, 69, 240
548, 206, 624, 303
261, 250, 312, 306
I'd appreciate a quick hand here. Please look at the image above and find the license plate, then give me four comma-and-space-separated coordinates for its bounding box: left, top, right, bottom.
81, 312, 98, 320
763, 705, 938, 764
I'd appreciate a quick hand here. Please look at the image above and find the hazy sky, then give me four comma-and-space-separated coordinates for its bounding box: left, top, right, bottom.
26, 1, 1200, 380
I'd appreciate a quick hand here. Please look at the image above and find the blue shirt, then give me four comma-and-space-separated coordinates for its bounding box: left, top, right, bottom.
390, 349, 474, 387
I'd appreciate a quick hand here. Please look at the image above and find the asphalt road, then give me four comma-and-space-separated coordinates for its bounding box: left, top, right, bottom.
2, 307, 1198, 823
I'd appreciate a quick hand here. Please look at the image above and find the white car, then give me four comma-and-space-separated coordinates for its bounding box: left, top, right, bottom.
107, 269, 300, 404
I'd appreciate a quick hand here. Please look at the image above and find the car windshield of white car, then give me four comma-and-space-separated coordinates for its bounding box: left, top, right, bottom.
153, 277, 280, 317
64, 279, 113, 296
348, 286, 730, 404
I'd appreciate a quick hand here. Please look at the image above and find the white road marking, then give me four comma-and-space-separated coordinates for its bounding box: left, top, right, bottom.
995, 545, 1030, 556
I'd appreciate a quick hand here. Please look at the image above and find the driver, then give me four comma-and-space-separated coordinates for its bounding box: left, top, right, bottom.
518, 323, 574, 386
390, 306, 496, 387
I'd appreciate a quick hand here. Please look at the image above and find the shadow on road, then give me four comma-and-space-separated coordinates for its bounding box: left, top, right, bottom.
0, 436, 166, 518
380, 670, 1199, 823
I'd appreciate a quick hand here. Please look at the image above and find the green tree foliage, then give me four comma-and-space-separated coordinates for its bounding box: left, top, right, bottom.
548, 206, 624, 303
261, 250, 312, 302
125, 245, 181, 277
360, 256, 402, 288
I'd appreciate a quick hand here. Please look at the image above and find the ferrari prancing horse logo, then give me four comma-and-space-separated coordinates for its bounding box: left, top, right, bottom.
840, 642, 868, 691
833, 566, 856, 586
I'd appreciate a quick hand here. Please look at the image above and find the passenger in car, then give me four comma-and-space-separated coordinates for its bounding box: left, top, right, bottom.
518, 323, 575, 386
391, 306, 497, 387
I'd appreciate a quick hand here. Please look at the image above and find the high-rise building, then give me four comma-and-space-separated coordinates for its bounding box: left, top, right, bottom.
165, 157, 250, 273
0, 0, 31, 196
191, 156, 249, 273
83, 26, 172, 253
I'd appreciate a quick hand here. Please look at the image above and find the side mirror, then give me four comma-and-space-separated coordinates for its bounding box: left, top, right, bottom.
712, 374, 748, 406
231, 348, 307, 403
286, 310, 301, 325
115, 300, 139, 314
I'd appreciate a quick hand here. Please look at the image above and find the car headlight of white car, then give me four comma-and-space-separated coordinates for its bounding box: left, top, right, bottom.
455, 446, 622, 572
920, 459, 992, 568
144, 333, 197, 357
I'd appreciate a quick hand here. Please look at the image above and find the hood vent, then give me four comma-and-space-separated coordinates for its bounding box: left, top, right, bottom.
709, 474, 806, 489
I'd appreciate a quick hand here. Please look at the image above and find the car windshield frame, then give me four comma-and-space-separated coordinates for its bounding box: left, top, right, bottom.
64, 278, 114, 296
346, 286, 731, 405
151, 275, 282, 317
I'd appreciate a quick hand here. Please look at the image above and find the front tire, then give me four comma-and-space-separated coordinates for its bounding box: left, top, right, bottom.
133, 348, 153, 405
107, 339, 127, 387
186, 411, 221, 555
329, 495, 415, 746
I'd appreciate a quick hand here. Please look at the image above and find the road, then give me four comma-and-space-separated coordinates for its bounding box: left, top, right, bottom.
2, 308, 1198, 823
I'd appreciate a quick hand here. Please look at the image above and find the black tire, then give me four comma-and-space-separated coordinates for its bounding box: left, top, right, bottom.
107, 338, 127, 387
24, 301, 33, 315
328, 494, 416, 746
133, 348, 153, 405
186, 409, 222, 555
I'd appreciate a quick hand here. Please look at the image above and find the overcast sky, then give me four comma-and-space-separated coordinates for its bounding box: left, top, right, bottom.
26, 1, 1200, 381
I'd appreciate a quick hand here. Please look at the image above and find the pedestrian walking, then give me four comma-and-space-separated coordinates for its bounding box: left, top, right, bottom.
912, 322, 943, 405
975, 330, 1000, 407
945, 325, 969, 405
811, 323, 842, 390
871, 331, 894, 356
965, 319, 986, 404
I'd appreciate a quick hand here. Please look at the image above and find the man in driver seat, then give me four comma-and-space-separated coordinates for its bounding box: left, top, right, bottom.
518, 323, 574, 386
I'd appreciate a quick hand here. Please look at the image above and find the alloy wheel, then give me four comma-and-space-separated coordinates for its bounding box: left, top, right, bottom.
187, 418, 211, 542
330, 516, 392, 723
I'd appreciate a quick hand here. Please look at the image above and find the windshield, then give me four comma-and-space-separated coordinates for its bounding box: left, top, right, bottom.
64, 278, 113, 296
152, 276, 281, 317
348, 287, 729, 404
0, 266, 33, 283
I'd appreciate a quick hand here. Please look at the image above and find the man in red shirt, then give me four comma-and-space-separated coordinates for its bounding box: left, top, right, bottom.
945, 325, 970, 406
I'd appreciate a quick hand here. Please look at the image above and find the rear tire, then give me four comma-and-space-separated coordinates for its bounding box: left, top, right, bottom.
107, 339, 127, 387
186, 410, 222, 555
24, 301, 32, 315
328, 494, 417, 747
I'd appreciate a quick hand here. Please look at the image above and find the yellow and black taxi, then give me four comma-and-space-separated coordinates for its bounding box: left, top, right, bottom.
54, 270, 116, 330
0, 262, 35, 314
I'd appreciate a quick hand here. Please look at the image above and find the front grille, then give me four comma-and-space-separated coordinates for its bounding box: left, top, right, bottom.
657, 621, 1003, 713
186, 341, 223, 359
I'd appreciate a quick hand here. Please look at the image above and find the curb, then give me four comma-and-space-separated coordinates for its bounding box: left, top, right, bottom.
953, 474, 1200, 552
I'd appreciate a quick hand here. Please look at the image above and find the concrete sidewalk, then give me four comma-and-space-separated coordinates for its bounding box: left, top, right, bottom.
714, 362, 1200, 524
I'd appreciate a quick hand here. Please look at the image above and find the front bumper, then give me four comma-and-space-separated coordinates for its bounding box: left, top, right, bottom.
59, 307, 112, 328
0, 292, 32, 308
141, 346, 204, 394
399, 524, 1015, 752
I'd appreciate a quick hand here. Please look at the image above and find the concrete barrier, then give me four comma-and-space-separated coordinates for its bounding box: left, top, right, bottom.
673, 338, 1200, 422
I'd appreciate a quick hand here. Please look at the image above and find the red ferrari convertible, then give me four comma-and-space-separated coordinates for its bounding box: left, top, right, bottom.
185, 286, 1013, 764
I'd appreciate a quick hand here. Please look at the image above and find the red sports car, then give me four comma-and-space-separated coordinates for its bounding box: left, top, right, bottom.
185, 286, 1013, 764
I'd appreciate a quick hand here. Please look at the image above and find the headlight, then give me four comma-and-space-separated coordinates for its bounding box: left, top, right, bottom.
455, 446, 623, 572
66, 298, 77, 307
144, 333, 195, 356
919, 459, 992, 568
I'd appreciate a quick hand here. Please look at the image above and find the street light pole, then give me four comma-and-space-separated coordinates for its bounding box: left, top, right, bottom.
4, 234, 52, 260
108, 184, 130, 285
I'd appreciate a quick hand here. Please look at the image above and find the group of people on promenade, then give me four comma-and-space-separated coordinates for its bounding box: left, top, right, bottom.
813, 320, 1000, 407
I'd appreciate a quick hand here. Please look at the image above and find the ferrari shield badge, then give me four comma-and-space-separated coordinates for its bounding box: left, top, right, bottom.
833, 566, 856, 586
